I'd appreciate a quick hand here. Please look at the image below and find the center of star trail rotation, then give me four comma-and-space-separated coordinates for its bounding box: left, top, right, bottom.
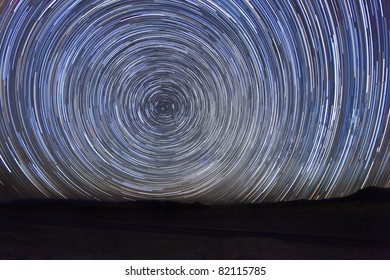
0, 0, 388, 203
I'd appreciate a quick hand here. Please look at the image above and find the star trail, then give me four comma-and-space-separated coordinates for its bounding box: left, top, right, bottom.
0, 0, 388, 203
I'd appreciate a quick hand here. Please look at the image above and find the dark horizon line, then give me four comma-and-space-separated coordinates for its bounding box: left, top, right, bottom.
1, 185, 389, 207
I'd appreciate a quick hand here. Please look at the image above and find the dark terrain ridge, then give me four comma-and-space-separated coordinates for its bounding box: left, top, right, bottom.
0, 186, 389, 259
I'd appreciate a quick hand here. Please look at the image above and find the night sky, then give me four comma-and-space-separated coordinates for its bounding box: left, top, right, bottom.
0, 0, 388, 203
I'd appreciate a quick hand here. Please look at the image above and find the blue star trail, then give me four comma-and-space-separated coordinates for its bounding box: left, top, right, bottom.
0, 0, 388, 203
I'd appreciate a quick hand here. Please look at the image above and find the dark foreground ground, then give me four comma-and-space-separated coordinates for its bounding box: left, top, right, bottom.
0, 187, 389, 259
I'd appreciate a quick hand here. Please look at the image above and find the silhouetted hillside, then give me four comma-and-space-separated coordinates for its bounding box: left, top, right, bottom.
0, 186, 389, 259
341, 186, 390, 203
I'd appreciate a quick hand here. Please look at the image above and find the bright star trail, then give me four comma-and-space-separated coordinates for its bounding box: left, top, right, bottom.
0, 0, 388, 203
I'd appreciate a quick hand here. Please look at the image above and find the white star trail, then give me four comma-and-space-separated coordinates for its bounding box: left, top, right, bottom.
0, 0, 388, 203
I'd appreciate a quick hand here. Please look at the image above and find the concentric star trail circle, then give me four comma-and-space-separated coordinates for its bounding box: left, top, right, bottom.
0, 0, 388, 203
